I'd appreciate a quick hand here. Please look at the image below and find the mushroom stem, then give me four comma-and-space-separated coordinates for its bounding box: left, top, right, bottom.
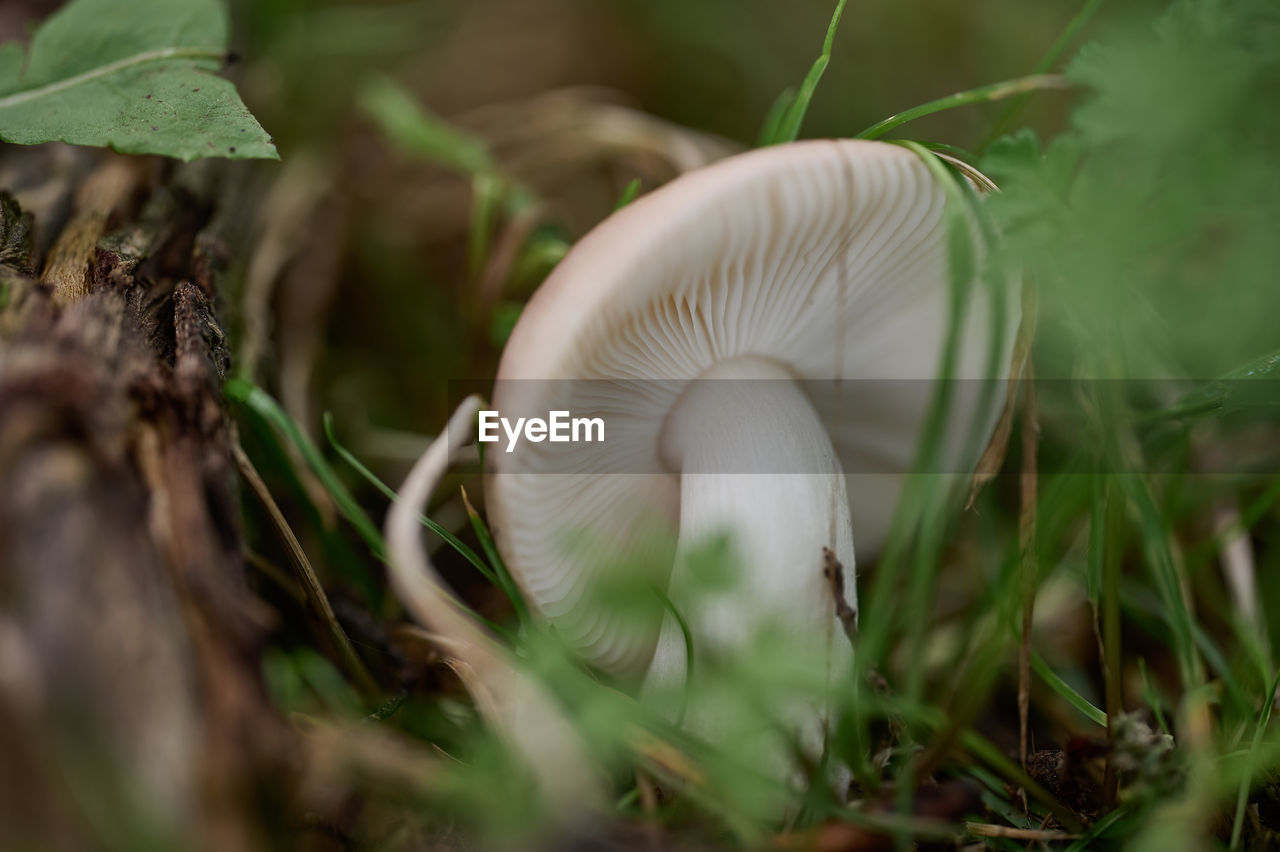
385, 396, 603, 824
646, 355, 856, 782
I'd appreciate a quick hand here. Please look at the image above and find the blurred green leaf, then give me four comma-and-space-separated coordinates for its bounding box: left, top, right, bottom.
488, 301, 524, 348
613, 178, 642, 210
0, 0, 276, 160
360, 74, 493, 175
983, 0, 1280, 377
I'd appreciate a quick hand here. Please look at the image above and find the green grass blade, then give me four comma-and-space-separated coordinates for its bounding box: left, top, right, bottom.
766, 0, 848, 144
856, 141, 979, 722
227, 378, 385, 558
613, 178, 642, 210
1064, 804, 1130, 852
228, 382, 514, 641
1137, 657, 1171, 735
1031, 649, 1107, 726
953, 727, 1083, 832
1123, 474, 1203, 690
857, 74, 1069, 141
459, 486, 532, 627
321, 413, 498, 587
979, 0, 1107, 151
1229, 669, 1280, 849
755, 88, 795, 147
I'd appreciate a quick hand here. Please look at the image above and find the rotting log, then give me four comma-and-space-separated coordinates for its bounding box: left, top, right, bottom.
0, 149, 293, 851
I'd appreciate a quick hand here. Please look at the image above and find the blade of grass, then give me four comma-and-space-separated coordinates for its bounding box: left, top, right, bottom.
1122, 473, 1204, 690
1064, 804, 1131, 852
459, 486, 531, 627
1102, 476, 1124, 808
765, 0, 848, 144
755, 88, 795, 147
360, 74, 536, 291
239, 408, 380, 603
1031, 649, 1107, 727
322, 413, 498, 587
365, 688, 409, 723
978, 0, 1108, 152
881, 145, 1013, 840
953, 727, 1083, 832
886, 142, 978, 697
468, 173, 501, 279
228, 378, 385, 558
1121, 582, 1244, 709
1229, 669, 1280, 849
851, 144, 986, 820
229, 381, 514, 640
1138, 657, 1170, 734
613, 178, 642, 210
912, 140, 983, 163
1018, 360, 1039, 769
857, 74, 1069, 141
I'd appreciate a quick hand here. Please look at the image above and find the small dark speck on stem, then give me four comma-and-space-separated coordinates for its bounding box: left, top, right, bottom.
145, 93, 152, 99
192, 87, 200, 92
229, 147, 236, 153
822, 547, 858, 644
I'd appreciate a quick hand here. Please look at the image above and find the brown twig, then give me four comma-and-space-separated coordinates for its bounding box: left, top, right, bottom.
1018, 359, 1039, 774
967, 279, 1038, 509
232, 439, 380, 697
636, 769, 663, 850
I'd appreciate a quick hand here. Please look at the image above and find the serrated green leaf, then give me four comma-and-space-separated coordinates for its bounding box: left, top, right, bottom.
0, 0, 277, 161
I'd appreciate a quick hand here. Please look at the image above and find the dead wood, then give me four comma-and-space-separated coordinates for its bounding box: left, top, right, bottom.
0, 149, 296, 851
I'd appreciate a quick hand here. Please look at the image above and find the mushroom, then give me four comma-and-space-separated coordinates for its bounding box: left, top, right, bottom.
386, 396, 605, 823
485, 139, 1015, 783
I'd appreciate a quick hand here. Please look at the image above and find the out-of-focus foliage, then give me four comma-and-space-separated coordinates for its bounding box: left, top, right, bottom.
984, 0, 1280, 378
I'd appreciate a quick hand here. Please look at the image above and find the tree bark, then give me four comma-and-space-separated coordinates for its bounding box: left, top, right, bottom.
0, 149, 291, 851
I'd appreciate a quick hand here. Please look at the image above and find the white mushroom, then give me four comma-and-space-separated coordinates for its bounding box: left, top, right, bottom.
485, 139, 1015, 784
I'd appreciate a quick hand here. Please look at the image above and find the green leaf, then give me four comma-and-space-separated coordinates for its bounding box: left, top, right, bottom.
0, 0, 277, 161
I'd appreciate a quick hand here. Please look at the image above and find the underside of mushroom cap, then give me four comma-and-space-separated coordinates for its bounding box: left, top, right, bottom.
486, 139, 1016, 675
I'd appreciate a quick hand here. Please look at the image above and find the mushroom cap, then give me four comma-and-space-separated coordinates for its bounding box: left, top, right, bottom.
486, 139, 1016, 675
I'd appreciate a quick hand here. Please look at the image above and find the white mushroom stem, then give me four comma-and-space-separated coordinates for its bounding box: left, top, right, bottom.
645, 355, 857, 778
385, 395, 602, 823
